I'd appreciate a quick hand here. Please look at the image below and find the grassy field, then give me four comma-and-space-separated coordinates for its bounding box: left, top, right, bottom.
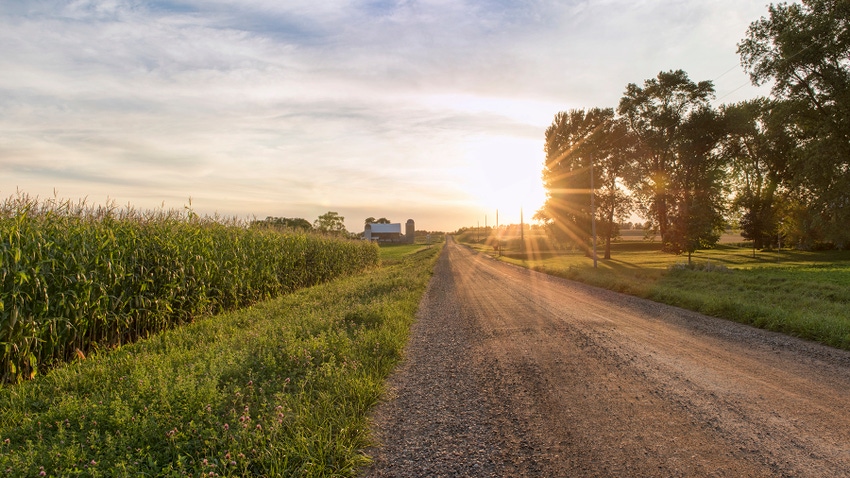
376, 243, 438, 264
458, 231, 850, 351
0, 241, 441, 477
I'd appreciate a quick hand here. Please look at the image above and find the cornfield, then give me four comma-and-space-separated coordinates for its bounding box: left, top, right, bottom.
0, 194, 379, 383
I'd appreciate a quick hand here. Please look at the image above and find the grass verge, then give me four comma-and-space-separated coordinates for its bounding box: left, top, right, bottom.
462, 237, 850, 351
0, 242, 441, 477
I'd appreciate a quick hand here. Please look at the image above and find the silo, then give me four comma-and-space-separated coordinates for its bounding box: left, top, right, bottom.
364, 223, 372, 241
405, 219, 415, 244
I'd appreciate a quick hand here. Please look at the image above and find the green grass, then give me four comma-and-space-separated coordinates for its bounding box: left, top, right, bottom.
377, 243, 434, 264
461, 235, 850, 350
0, 242, 442, 477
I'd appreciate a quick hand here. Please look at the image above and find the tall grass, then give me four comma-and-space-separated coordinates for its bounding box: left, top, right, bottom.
0, 194, 378, 383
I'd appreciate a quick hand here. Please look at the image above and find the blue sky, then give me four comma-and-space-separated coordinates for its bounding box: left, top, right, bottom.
0, 0, 773, 232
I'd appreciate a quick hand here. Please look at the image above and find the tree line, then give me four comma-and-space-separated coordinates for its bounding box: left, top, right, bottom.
536, 0, 850, 260
252, 213, 399, 237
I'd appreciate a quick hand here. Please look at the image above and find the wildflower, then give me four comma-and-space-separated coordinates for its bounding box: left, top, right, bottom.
39, 471, 46, 477
247, 380, 253, 386
3, 438, 9, 444
223, 423, 229, 431
255, 424, 262, 430
90, 460, 97, 466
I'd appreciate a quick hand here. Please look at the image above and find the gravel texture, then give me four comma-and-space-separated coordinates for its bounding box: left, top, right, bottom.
361, 237, 850, 477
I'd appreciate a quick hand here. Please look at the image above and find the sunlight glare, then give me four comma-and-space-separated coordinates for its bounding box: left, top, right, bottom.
461, 135, 547, 225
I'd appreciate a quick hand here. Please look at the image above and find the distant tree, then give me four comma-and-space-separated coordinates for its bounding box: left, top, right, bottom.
365, 217, 376, 225
618, 69, 716, 251
314, 211, 347, 236
365, 217, 391, 224
252, 216, 312, 231
739, 0, 850, 246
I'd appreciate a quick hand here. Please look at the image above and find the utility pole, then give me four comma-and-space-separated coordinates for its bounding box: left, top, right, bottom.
590, 154, 597, 268
497, 209, 501, 256
520, 207, 524, 252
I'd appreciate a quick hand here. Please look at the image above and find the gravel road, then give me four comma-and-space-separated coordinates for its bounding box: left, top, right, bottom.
361, 236, 850, 477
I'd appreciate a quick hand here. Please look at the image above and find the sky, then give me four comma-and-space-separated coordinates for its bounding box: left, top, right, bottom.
0, 0, 776, 233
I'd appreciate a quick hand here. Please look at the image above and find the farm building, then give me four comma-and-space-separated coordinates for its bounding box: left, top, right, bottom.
364, 219, 415, 243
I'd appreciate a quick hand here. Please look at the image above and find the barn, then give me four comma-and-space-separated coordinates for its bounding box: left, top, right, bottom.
364, 219, 415, 243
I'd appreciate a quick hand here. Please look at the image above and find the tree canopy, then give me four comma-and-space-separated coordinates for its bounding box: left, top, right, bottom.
536, 1, 850, 256
314, 211, 348, 236
251, 216, 312, 231
739, 0, 850, 247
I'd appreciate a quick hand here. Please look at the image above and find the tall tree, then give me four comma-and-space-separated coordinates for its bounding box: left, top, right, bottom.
617, 69, 716, 250
666, 106, 728, 261
538, 108, 633, 258
739, 0, 850, 246
592, 116, 636, 259
538, 108, 605, 250
720, 98, 796, 250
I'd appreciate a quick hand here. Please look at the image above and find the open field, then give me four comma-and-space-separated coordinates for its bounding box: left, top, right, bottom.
457, 231, 850, 350
0, 240, 441, 477
376, 241, 442, 264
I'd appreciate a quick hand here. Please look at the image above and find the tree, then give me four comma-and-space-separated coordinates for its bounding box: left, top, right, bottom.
593, 116, 636, 259
537, 108, 634, 258
666, 106, 728, 261
617, 69, 716, 251
251, 216, 312, 231
365, 217, 391, 225
314, 211, 347, 236
739, 0, 850, 246
720, 98, 796, 251
538, 108, 604, 250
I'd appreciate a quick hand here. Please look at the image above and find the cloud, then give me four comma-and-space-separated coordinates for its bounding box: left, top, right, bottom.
0, 0, 776, 231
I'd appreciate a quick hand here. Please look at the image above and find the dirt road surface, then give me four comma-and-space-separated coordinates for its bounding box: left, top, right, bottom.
362, 237, 850, 477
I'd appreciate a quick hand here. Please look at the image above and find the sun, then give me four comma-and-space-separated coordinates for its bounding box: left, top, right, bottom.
462, 135, 547, 224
